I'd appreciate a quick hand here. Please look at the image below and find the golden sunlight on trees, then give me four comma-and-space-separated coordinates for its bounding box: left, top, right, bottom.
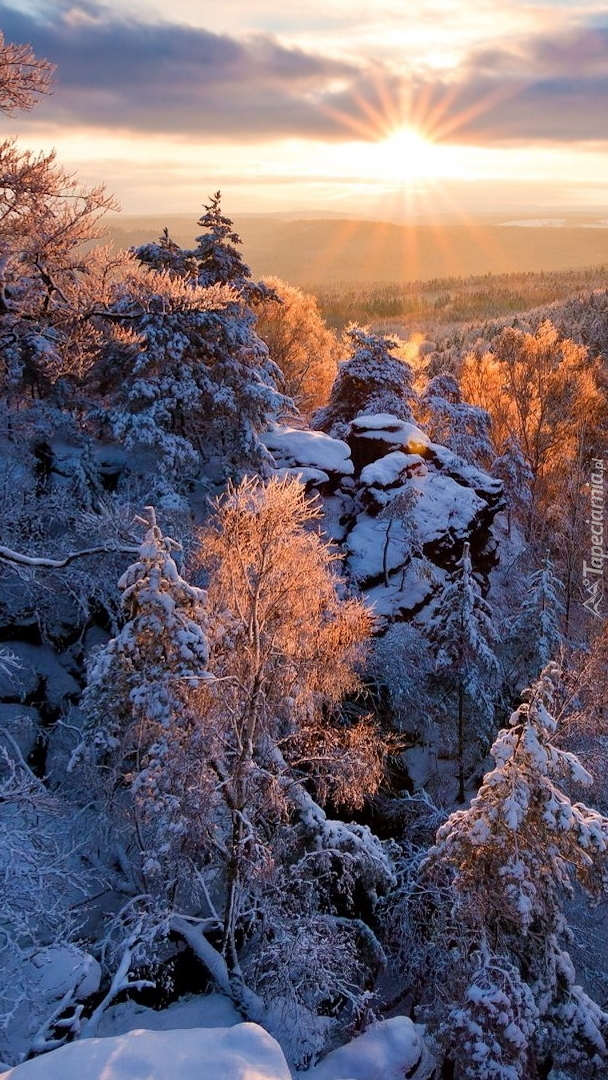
195, 476, 381, 977
255, 276, 341, 414
198, 475, 379, 809
461, 321, 604, 512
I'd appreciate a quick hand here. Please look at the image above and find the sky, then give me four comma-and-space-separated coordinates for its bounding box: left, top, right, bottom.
1, 0, 608, 218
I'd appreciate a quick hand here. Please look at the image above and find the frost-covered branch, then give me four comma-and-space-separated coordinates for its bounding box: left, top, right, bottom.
0, 541, 139, 569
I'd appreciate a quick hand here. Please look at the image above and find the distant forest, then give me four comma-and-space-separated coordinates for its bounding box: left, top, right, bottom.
106, 212, 608, 287
311, 265, 608, 329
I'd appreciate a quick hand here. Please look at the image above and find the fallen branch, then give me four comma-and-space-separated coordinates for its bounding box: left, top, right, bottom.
0, 542, 139, 570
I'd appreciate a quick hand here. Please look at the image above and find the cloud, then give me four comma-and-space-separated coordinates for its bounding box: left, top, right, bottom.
412, 26, 608, 144
0, 1, 401, 140
0, 2, 607, 145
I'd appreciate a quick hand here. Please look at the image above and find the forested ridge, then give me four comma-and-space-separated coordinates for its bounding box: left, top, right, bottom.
3, 29, 608, 1080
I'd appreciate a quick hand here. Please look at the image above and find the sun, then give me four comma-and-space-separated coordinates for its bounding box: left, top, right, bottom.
369, 126, 467, 186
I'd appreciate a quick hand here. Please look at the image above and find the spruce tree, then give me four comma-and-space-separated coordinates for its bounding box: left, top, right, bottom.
429, 541, 498, 802
77, 508, 210, 889
314, 325, 416, 437
422, 663, 608, 1079
511, 553, 565, 678
125, 194, 290, 480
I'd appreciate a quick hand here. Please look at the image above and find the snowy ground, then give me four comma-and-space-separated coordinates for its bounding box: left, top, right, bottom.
0, 996, 435, 1080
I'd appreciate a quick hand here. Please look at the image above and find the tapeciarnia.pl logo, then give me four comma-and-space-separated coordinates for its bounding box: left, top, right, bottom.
582, 459, 606, 619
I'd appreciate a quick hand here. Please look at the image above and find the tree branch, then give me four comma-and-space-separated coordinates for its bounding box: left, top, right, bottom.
0, 542, 139, 570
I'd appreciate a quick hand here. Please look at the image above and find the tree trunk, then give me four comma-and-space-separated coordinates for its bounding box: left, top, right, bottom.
457, 679, 465, 804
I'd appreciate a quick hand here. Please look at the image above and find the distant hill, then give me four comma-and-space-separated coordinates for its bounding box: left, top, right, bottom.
105, 212, 608, 287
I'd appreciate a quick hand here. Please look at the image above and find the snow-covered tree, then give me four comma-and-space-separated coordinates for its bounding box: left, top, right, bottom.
491, 434, 533, 536
0, 30, 54, 114
0, 736, 95, 1066
420, 373, 494, 468
429, 541, 499, 802
509, 553, 565, 680
461, 322, 604, 520
193, 191, 274, 301
76, 507, 211, 893
314, 325, 416, 438
195, 477, 389, 990
135, 190, 274, 302
421, 663, 608, 1078
427, 540, 498, 803
126, 197, 290, 481
255, 275, 340, 413
76, 482, 392, 1065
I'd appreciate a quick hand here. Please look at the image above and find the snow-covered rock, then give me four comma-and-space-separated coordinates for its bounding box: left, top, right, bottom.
425, 442, 503, 505
275, 466, 331, 489
365, 562, 441, 622
0, 643, 79, 710
300, 1016, 434, 1080
262, 427, 354, 479
345, 516, 411, 586
23, 946, 101, 1003
347, 416, 430, 471
0, 947, 101, 1068
360, 452, 427, 490
346, 472, 488, 587
0, 1024, 292, 1080
95, 993, 241, 1038
255, 415, 502, 620
407, 472, 488, 552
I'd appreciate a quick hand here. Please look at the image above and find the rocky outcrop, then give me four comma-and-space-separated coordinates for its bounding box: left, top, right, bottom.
263, 413, 505, 623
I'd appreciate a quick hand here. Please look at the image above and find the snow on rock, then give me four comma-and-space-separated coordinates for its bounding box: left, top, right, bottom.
346, 473, 487, 587
299, 1017, 434, 1080
23, 946, 101, 1003
0, 643, 79, 710
407, 473, 487, 551
96, 993, 242, 1038
262, 427, 354, 478
317, 493, 355, 545
257, 416, 502, 619
425, 442, 503, 505
350, 415, 429, 440
360, 452, 427, 490
0, 1024, 292, 1080
365, 561, 440, 622
275, 466, 331, 489
347, 416, 430, 471
345, 516, 411, 587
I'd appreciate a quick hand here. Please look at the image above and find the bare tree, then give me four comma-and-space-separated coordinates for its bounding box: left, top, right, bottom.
0, 31, 54, 115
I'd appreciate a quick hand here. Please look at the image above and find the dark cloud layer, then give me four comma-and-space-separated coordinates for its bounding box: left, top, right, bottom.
0, 1, 399, 140
1, 2, 607, 145
424, 26, 608, 144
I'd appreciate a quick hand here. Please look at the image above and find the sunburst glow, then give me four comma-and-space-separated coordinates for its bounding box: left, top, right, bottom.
365, 127, 464, 185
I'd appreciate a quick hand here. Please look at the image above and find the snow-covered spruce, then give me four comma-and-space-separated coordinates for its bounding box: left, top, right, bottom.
507, 552, 565, 682
420, 373, 494, 469
122, 192, 290, 481
74, 507, 211, 889
419, 663, 608, 1078
314, 326, 416, 439
428, 540, 499, 802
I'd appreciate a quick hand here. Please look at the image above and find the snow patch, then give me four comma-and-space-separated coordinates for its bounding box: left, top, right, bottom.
360, 452, 427, 489
95, 993, 242, 1038
0, 1024, 292, 1080
299, 1016, 433, 1080
262, 427, 354, 476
